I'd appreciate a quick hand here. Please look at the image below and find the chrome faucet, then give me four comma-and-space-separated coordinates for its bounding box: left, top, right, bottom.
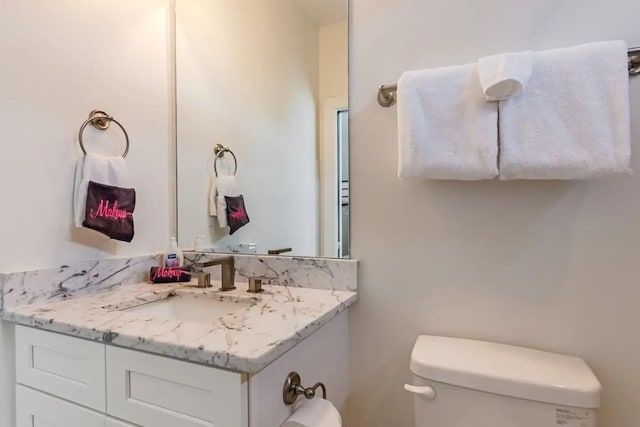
193, 256, 236, 291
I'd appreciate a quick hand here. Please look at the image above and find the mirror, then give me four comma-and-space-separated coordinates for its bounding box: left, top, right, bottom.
175, 0, 349, 258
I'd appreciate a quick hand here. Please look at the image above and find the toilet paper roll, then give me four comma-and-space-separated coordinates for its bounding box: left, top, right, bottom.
281, 398, 342, 427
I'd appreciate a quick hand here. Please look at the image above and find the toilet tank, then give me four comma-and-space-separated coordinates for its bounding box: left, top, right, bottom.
407, 336, 602, 427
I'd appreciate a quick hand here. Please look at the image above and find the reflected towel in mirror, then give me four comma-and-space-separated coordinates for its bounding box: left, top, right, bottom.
225, 195, 250, 235
216, 175, 239, 228
209, 155, 235, 217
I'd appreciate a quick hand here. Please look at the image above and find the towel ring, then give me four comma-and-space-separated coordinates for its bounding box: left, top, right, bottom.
78, 110, 130, 158
213, 143, 238, 176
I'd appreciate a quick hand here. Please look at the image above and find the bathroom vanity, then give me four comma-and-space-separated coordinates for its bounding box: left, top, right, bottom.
4, 280, 356, 427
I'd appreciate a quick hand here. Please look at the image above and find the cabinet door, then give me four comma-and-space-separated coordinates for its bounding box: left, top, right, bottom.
15, 325, 106, 411
106, 346, 248, 427
16, 385, 105, 427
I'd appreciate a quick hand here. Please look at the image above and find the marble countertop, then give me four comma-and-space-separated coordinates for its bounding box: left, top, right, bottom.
2, 281, 357, 373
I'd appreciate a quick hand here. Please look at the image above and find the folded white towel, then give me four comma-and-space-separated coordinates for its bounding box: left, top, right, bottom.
215, 175, 239, 228
397, 63, 499, 180
478, 51, 533, 101
73, 153, 130, 227
499, 41, 632, 180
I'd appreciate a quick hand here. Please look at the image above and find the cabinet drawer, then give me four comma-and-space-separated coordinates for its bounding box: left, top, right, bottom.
106, 418, 138, 427
16, 385, 105, 427
106, 346, 248, 427
15, 326, 106, 412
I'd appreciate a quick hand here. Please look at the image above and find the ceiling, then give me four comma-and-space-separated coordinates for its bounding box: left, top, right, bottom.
294, 0, 347, 26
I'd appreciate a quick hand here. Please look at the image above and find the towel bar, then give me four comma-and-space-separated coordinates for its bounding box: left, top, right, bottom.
378, 47, 640, 107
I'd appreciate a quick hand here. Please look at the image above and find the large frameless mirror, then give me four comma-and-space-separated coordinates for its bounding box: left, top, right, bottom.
175, 0, 349, 258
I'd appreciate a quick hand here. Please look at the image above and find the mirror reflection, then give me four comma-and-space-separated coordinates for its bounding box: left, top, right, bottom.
175, 0, 349, 258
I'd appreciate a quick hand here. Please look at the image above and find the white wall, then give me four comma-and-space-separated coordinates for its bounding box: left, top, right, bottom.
0, 0, 172, 273
0, 1, 172, 425
348, 1, 640, 426
176, 0, 319, 256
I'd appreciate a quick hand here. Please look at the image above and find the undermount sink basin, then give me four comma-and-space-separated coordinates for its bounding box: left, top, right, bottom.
121, 291, 255, 323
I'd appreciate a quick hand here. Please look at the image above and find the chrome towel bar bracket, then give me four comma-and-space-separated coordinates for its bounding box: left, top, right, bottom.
378, 84, 398, 108
378, 47, 640, 107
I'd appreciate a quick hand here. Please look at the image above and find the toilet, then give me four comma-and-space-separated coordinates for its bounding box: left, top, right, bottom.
406, 336, 602, 426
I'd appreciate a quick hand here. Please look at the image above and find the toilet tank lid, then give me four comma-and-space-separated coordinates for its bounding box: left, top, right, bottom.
410, 336, 601, 409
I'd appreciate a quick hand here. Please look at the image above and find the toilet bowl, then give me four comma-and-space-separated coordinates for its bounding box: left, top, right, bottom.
406, 336, 602, 427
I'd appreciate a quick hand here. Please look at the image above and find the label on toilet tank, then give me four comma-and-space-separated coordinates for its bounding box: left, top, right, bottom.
555, 408, 595, 427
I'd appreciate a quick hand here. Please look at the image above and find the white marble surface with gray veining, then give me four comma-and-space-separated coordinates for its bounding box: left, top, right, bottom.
3, 280, 357, 373
2, 255, 162, 310
185, 252, 358, 292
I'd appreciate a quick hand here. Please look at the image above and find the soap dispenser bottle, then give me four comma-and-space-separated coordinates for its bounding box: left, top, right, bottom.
164, 237, 184, 268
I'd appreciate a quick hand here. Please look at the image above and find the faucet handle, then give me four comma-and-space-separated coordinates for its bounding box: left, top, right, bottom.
190, 271, 211, 288
248, 277, 265, 293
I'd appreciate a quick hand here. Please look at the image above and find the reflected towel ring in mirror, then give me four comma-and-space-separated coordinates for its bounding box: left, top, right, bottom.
78, 110, 130, 158
213, 143, 238, 176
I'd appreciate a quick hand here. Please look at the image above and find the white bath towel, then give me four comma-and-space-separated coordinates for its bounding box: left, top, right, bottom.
499, 41, 632, 180
397, 63, 499, 180
215, 175, 239, 228
73, 153, 130, 227
478, 51, 533, 101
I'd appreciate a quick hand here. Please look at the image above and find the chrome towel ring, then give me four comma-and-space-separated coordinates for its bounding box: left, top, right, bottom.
78, 110, 130, 158
213, 143, 238, 176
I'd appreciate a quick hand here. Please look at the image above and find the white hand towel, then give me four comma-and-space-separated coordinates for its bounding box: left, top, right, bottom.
73, 153, 130, 227
73, 156, 86, 225
499, 41, 632, 180
215, 175, 239, 228
397, 63, 499, 180
281, 398, 342, 427
209, 175, 217, 216
478, 50, 533, 101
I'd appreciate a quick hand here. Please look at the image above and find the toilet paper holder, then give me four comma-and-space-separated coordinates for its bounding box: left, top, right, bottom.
283, 371, 327, 405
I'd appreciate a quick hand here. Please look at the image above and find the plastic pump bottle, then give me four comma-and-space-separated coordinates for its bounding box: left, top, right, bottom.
164, 237, 184, 268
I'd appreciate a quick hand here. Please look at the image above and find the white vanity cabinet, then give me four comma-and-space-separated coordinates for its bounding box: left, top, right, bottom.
106, 346, 247, 427
17, 386, 137, 427
13, 311, 348, 427
106, 419, 138, 427
15, 326, 106, 412
16, 385, 106, 427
